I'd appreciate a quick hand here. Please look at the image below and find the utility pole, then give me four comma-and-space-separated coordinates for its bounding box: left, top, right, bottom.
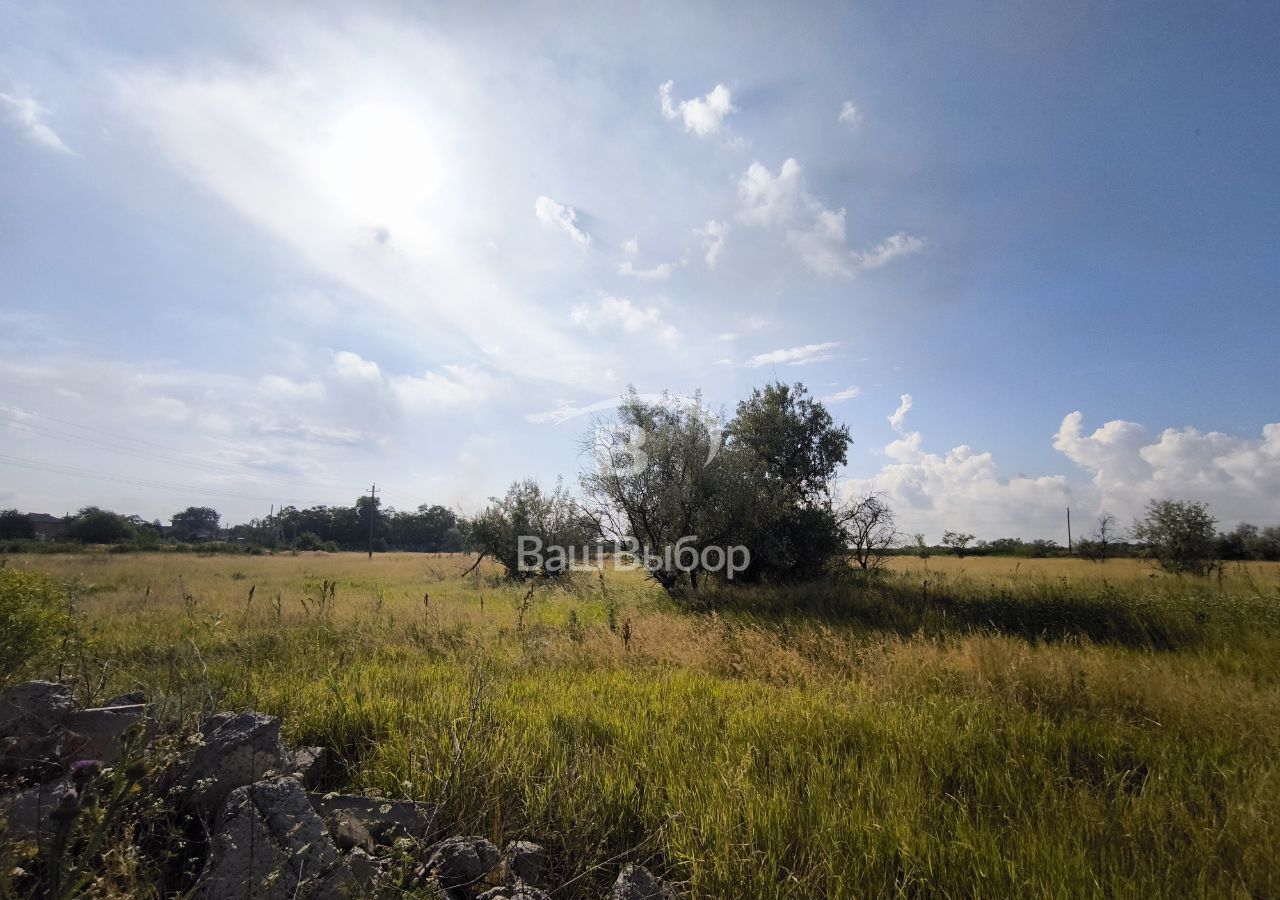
367, 483, 377, 559
1066, 507, 1072, 556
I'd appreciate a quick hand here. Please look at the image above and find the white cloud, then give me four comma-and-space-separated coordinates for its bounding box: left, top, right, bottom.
534, 195, 592, 245
744, 341, 839, 368
853, 232, 926, 270
616, 239, 675, 280
1054, 412, 1280, 527
389, 364, 495, 411
618, 260, 674, 280
0, 90, 75, 155
658, 81, 735, 136
738, 159, 804, 227
821, 386, 861, 403
332, 349, 382, 382
888, 393, 913, 432
838, 100, 861, 129
695, 219, 728, 268
846, 402, 1280, 539
786, 205, 856, 276
740, 159, 923, 277
845, 436, 1072, 540
569, 295, 679, 346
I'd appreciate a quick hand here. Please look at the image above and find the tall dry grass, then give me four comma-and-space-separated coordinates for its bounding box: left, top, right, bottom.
4, 551, 1278, 898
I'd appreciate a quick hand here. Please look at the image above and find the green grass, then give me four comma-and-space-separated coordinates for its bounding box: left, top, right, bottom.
4, 552, 1279, 898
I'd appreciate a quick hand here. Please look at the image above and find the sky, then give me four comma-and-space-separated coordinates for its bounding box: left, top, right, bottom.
1, 0, 1278, 540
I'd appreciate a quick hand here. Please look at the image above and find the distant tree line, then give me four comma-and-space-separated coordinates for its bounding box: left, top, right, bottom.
2, 382, 1277, 579
0, 500, 467, 553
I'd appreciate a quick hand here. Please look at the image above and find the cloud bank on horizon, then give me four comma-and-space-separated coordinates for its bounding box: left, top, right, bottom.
1, 2, 1277, 537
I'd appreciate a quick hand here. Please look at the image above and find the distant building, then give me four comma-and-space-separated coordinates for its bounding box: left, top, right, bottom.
28, 513, 68, 541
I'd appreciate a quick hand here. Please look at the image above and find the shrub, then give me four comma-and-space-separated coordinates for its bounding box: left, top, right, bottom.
0, 567, 75, 685
1132, 499, 1219, 576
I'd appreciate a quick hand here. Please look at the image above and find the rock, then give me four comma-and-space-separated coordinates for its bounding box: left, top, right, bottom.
0, 681, 75, 735
0, 775, 74, 842
180, 712, 287, 820
62, 704, 147, 765
610, 864, 666, 900
309, 847, 387, 900
325, 808, 375, 854
195, 776, 339, 900
103, 691, 147, 708
477, 887, 550, 900
284, 745, 332, 789
0, 682, 76, 781
424, 835, 500, 889
503, 840, 547, 887
512, 888, 552, 900
308, 792, 436, 844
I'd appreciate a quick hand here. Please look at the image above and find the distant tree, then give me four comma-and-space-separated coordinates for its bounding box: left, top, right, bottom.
913, 533, 930, 559
1095, 512, 1118, 562
470, 479, 598, 579
838, 492, 897, 571
0, 510, 35, 540
1030, 538, 1061, 558
1132, 499, 1218, 576
987, 538, 1023, 555
170, 506, 220, 542
942, 530, 975, 558
64, 507, 136, 544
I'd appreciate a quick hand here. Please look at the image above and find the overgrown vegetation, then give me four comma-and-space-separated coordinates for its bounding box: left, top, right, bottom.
0, 566, 75, 686
3, 551, 1278, 898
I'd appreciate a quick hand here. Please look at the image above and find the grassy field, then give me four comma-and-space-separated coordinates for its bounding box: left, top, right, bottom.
5, 551, 1280, 898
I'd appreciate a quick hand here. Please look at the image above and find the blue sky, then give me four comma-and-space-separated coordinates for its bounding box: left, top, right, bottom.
2, 1, 1277, 538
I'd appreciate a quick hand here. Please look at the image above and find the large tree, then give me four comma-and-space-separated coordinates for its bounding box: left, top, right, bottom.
580, 389, 726, 592
65, 507, 136, 544
581, 382, 852, 593
170, 506, 220, 542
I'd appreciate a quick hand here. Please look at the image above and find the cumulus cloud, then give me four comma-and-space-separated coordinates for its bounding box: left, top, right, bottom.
534, 195, 592, 245
838, 100, 861, 128
738, 159, 805, 227
845, 394, 1072, 538
658, 81, 735, 136
1054, 412, 1280, 526
0, 89, 75, 155
846, 399, 1280, 539
569, 295, 679, 346
744, 342, 838, 368
888, 393, 913, 432
821, 386, 861, 403
695, 219, 728, 268
616, 239, 675, 280
739, 159, 923, 277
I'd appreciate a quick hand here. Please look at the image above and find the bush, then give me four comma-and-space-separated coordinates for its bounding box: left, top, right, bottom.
1132, 499, 1219, 576
0, 567, 75, 685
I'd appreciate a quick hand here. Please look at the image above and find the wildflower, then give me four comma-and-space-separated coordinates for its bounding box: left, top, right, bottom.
70, 759, 103, 786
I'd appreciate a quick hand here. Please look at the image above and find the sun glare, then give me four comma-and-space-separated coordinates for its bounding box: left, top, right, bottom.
312, 103, 440, 225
